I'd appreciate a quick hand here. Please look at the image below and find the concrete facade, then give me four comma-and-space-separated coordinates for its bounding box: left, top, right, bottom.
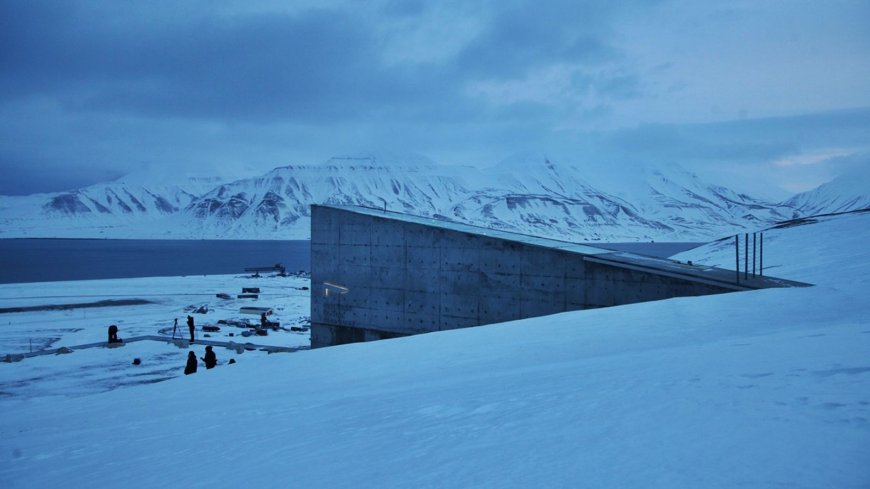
310, 205, 790, 348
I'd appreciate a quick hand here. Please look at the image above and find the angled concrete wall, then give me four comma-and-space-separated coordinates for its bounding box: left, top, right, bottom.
310, 205, 740, 348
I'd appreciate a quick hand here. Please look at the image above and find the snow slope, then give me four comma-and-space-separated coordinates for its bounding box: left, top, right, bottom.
1, 212, 869, 488
785, 163, 870, 216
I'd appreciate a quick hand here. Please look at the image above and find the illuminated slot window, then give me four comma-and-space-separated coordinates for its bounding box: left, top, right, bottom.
323, 282, 350, 297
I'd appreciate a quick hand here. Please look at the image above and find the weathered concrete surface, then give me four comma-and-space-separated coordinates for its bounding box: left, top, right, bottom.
310, 205, 807, 348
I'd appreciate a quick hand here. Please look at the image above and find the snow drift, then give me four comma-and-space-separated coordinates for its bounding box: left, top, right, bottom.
0, 210, 868, 488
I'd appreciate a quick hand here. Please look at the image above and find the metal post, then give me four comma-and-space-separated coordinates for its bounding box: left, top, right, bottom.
744, 233, 749, 280
752, 233, 757, 277
760, 233, 764, 276
735, 235, 740, 283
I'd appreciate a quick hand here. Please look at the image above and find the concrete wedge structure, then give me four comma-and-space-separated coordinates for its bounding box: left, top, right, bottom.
310, 205, 808, 348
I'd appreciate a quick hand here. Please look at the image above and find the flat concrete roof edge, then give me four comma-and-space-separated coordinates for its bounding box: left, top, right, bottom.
312, 204, 616, 256
583, 254, 811, 290
314, 204, 811, 291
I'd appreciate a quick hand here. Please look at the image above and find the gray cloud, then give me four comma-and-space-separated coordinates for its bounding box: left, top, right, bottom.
0, 147, 124, 196
455, 2, 617, 78
0, 0, 868, 196
604, 109, 870, 162
380, 0, 427, 18
3, 2, 496, 125
584, 108, 870, 197
2, 3, 409, 122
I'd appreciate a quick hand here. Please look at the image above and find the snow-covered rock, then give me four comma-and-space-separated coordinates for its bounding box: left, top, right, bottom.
784, 163, 870, 215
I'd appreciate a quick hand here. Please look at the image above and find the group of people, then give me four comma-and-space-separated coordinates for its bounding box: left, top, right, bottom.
108, 322, 231, 376
184, 345, 217, 375
184, 346, 235, 374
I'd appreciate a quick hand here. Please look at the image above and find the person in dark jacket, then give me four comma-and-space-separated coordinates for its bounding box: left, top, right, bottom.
187, 315, 195, 342
201, 345, 217, 369
184, 351, 197, 375
107, 324, 122, 343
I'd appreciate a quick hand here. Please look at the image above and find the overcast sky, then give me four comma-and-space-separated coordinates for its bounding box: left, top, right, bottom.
1, 0, 868, 197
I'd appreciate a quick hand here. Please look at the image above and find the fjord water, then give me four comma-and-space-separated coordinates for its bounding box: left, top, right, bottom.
0, 239, 311, 284
0, 239, 698, 284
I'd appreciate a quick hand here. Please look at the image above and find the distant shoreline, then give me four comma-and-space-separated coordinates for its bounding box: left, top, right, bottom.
0, 237, 306, 241
0, 298, 154, 314
0, 239, 311, 285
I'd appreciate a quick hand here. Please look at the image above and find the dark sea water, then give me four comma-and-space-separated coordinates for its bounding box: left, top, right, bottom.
0, 239, 310, 284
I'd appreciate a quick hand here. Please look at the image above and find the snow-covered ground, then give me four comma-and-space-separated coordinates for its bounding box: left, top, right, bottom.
0, 273, 311, 398
1, 211, 869, 488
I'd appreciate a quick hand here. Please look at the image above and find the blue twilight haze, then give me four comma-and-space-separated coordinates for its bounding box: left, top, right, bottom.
1, 0, 868, 197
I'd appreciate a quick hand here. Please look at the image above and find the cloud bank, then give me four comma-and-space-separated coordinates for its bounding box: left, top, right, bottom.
1, 0, 868, 197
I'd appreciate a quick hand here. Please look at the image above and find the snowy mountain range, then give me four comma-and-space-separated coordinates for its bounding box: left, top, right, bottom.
0, 153, 867, 241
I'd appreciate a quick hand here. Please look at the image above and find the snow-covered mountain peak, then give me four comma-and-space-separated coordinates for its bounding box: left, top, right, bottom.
816, 160, 870, 196
785, 158, 870, 215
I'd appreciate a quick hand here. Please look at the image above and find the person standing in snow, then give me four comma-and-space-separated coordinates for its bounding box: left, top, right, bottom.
187, 315, 195, 342
107, 324, 122, 344
184, 351, 198, 375
201, 345, 217, 369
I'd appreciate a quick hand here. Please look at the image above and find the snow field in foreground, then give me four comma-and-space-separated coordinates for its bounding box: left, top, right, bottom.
1, 211, 869, 488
